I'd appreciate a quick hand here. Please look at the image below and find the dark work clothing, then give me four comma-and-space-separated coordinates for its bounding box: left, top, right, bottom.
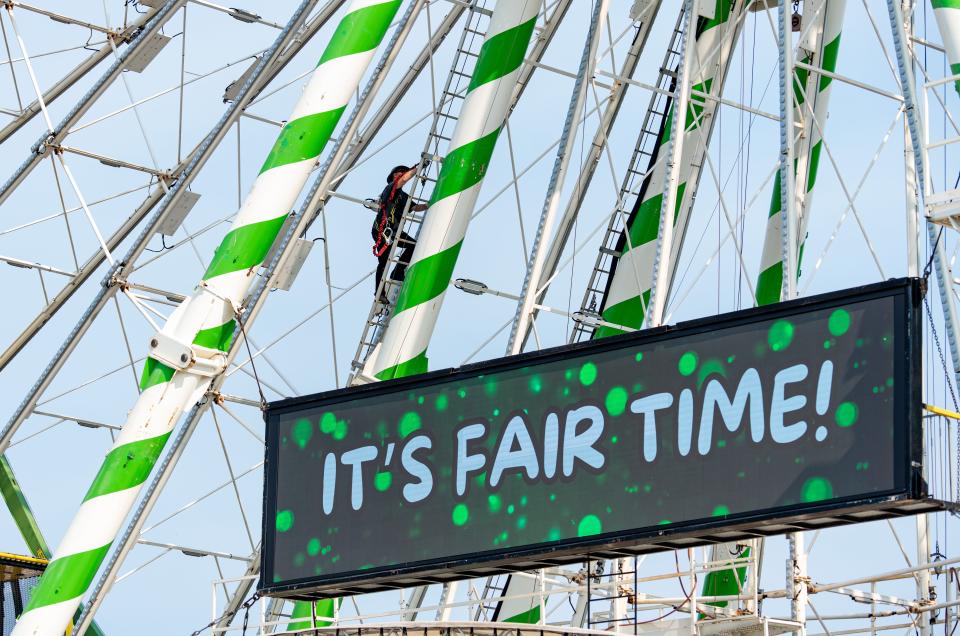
373, 229, 415, 296
372, 179, 416, 296
371, 182, 409, 238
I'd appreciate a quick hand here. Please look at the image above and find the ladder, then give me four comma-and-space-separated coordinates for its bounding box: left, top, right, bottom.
347, 0, 493, 384
473, 574, 509, 621
570, 9, 687, 343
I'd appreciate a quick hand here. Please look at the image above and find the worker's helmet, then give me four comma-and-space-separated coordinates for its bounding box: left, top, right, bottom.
387, 165, 410, 183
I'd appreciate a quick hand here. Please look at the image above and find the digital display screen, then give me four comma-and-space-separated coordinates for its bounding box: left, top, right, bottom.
262, 280, 921, 597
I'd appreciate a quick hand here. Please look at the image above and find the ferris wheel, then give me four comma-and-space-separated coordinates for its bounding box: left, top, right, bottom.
0, 0, 959, 634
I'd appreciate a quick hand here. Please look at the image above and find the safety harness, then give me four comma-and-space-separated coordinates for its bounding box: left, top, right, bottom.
373, 174, 403, 257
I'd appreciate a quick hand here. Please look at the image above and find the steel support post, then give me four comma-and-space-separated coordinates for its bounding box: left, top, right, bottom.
904, 0, 921, 277
789, 533, 807, 635
525, 14, 659, 348
886, 0, 960, 419
506, 0, 608, 354
0, 0, 187, 207
0, 0, 347, 374
73, 4, 422, 629
646, 0, 697, 328
0, 7, 157, 144
778, 0, 799, 301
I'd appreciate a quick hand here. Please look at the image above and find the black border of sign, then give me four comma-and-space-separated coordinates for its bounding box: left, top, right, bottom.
260, 277, 925, 599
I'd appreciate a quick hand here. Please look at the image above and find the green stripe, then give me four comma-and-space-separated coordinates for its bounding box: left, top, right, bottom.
375, 350, 428, 381
393, 241, 462, 314
24, 544, 111, 612
430, 128, 501, 204
83, 432, 173, 501
818, 35, 841, 91
697, 0, 735, 35
259, 107, 345, 174
625, 183, 687, 252
503, 604, 541, 624
468, 17, 537, 92
317, 1, 401, 66
139, 357, 175, 391
951, 62, 960, 95
932, 0, 960, 10
700, 546, 751, 612
289, 598, 338, 631
595, 290, 651, 339
806, 141, 823, 192
194, 319, 236, 352
203, 214, 288, 280
756, 262, 782, 306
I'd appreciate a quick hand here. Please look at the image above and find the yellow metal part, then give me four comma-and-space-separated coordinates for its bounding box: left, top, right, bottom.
0, 551, 47, 582
924, 404, 960, 420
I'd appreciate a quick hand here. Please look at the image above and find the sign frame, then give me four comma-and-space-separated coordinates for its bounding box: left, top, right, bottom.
260, 277, 937, 600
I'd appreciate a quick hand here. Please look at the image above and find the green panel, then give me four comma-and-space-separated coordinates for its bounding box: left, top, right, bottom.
595, 290, 651, 339
818, 34, 842, 91
317, 1, 401, 66
375, 350, 429, 381
194, 319, 236, 352
258, 107, 345, 174
202, 214, 288, 280
700, 546, 751, 611
139, 357, 175, 391
393, 241, 463, 315
289, 598, 338, 631
624, 183, 687, 253
83, 432, 173, 501
503, 604, 541, 624
429, 129, 501, 205
756, 262, 783, 307
697, 0, 735, 35
932, 0, 960, 10
468, 17, 538, 92
23, 544, 112, 612
952, 63, 960, 95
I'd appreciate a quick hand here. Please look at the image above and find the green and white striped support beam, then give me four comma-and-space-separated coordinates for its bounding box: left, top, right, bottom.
369, 0, 541, 380
11, 2, 402, 634
932, 0, 960, 95
593, 0, 746, 339
755, 0, 845, 306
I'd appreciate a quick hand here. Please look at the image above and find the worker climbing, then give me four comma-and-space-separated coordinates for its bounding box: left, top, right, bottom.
372, 164, 427, 303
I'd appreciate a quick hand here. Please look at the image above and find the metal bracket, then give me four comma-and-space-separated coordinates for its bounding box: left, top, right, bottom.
147, 332, 226, 377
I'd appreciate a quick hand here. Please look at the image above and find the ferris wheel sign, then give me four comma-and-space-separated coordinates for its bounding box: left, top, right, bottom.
261, 278, 934, 600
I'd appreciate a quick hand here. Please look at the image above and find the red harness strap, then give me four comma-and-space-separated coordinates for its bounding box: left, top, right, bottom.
373, 175, 403, 257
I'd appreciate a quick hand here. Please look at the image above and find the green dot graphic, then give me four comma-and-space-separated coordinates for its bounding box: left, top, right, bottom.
579, 362, 598, 386
292, 419, 312, 449
399, 411, 421, 437
577, 514, 602, 537
488, 494, 502, 513
768, 320, 795, 351
435, 394, 449, 411
829, 308, 851, 336
678, 352, 698, 376
802, 477, 834, 502
605, 386, 629, 416
307, 538, 321, 556
529, 375, 543, 394
712, 505, 730, 517
332, 419, 348, 441
835, 402, 858, 427
320, 412, 337, 434
374, 471, 392, 491
452, 504, 469, 526
635, 352, 644, 362
276, 509, 294, 533
547, 528, 562, 541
